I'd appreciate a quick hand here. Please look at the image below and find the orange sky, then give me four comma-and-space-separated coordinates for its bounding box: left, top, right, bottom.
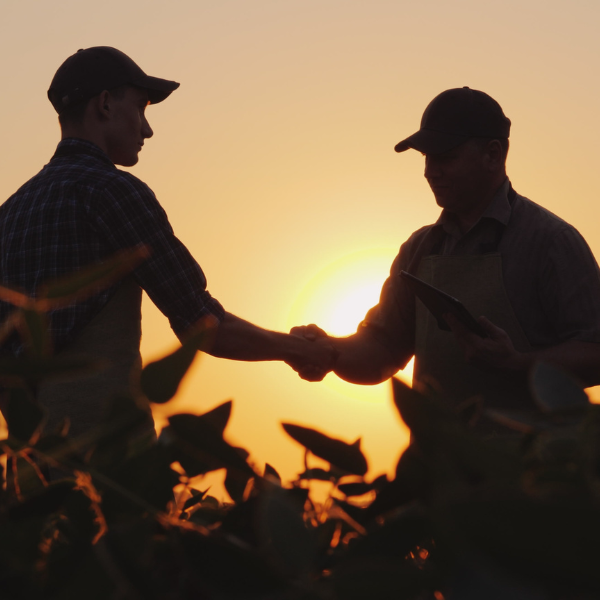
2, 1, 600, 494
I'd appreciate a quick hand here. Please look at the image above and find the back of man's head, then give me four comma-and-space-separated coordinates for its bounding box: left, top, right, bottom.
48, 47, 180, 126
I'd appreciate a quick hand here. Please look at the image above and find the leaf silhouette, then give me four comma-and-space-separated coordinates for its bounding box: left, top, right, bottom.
38, 246, 150, 309
298, 468, 334, 482
141, 322, 215, 404
337, 482, 373, 497
166, 406, 253, 478
257, 486, 316, 578
264, 463, 281, 484
4, 386, 44, 444
282, 423, 368, 476
199, 400, 232, 435
531, 362, 589, 413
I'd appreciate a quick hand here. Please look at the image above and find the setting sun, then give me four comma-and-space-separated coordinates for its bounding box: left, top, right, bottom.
287, 248, 414, 400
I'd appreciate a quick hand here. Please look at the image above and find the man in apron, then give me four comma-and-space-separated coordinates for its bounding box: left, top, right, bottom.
293, 87, 600, 421
0, 47, 335, 444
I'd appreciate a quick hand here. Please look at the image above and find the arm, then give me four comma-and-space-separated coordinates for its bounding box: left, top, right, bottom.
447, 314, 600, 388
207, 313, 337, 379
290, 324, 408, 384
331, 332, 406, 384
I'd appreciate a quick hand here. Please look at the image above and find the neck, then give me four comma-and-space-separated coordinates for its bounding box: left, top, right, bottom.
454, 175, 507, 234
60, 125, 110, 160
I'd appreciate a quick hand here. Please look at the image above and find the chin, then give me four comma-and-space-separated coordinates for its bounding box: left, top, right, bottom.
433, 194, 449, 209
115, 155, 140, 167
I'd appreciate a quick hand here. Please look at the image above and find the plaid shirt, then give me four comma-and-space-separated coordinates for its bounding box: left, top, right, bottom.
0, 138, 224, 355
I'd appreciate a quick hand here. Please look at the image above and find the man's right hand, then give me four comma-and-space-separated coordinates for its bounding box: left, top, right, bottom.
289, 323, 328, 342
288, 324, 336, 381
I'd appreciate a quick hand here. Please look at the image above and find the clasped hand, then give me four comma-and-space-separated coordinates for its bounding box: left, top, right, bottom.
287, 324, 335, 381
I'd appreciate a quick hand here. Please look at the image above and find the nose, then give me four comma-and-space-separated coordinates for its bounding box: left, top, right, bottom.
142, 115, 153, 139
424, 155, 440, 180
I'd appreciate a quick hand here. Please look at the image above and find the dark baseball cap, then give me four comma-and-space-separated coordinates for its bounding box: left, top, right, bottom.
394, 87, 511, 155
48, 46, 180, 114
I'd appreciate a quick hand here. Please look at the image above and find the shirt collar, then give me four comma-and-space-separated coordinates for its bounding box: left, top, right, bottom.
435, 178, 512, 238
51, 138, 115, 168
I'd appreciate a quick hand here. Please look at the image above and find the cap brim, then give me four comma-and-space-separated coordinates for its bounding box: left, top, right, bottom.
394, 129, 470, 154
132, 74, 180, 104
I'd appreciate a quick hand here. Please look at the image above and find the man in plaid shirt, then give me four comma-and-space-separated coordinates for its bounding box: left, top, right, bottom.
0, 47, 334, 440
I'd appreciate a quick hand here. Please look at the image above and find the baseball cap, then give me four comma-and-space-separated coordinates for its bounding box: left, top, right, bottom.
394, 87, 511, 154
48, 46, 180, 114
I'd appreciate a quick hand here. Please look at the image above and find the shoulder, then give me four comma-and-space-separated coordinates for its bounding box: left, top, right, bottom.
509, 190, 596, 266
101, 169, 155, 198
90, 169, 165, 218
511, 192, 579, 237
389, 224, 437, 273
401, 224, 436, 252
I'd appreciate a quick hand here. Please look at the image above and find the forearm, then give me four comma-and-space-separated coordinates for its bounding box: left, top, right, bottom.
511, 340, 600, 388
208, 312, 317, 364
330, 332, 406, 385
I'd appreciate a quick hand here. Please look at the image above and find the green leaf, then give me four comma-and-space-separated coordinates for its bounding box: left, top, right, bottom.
332, 559, 433, 600
391, 377, 519, 485
182, 488, 209, 511
94, 444, 180, 518
371, 474, 389, 492
257, 485, 316, 578
198, 400, 232, 434
33, 433, 86, 472
5, 386, 44, 443
165, 406, 254, 478
343, 504, 430, 560
141, 329, 214, 404
264, 463, 281, 483
446, 493, 600, 589
88, 394, 155, 469
180, 528, 287, 594
531, 362, 589, 413
282, 423, 368, 476
338, 482, 373, 497
224, 447, 252, 503
298, 467, 334, 482
8, 480, 76, 519
333, 498, 369, 527
44, 545, 116, 600
484, 408, 549, 434
391, 377, 451, 439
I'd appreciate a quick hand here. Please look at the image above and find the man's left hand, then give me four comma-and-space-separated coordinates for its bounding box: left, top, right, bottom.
445, 313, 526, 373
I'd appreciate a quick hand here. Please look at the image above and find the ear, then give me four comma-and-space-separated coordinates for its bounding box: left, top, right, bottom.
89, 90, 112, 121
484, 139, 504, 171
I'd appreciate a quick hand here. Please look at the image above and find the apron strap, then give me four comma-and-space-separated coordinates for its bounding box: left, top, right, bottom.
410, 184, 518, 263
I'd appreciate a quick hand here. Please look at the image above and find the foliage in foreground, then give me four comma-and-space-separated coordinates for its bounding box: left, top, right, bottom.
0, 254, 598, 599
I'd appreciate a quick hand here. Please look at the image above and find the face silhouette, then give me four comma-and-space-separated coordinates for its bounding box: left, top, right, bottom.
423, 139, 492, 219
104, 86, 154, 167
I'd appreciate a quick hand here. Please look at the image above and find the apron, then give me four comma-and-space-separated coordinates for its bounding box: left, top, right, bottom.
412, 224, 538, 421
37, 277, 155, 446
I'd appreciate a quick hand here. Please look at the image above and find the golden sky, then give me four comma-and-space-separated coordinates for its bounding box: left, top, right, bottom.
2, 0, 600, 493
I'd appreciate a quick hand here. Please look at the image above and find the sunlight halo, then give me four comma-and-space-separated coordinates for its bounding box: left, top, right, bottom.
287, 248, 414, 401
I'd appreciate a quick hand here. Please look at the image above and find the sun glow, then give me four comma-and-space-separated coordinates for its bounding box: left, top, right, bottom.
287, 248, 414, 402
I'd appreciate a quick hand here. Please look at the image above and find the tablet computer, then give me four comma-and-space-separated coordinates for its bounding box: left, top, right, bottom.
400, 270, 488, 338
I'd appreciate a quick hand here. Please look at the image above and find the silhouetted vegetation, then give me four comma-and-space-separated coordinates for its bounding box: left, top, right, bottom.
0, 255, 598, 599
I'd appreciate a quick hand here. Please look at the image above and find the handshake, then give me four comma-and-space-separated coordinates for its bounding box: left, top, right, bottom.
287, 324, 337, 382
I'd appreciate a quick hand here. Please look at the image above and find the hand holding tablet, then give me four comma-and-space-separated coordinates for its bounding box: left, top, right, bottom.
400, 271, 489, 338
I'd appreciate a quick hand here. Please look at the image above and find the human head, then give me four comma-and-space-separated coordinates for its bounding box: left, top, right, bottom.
394, 87, 510, 157
48, 46, 180, 125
